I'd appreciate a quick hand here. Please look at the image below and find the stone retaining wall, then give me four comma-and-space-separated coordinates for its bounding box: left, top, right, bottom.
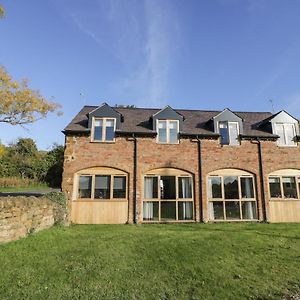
0, 196, 62, 243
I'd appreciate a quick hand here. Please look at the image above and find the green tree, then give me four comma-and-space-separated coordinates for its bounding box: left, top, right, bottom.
0, 66, 62, 125
0, 5, 4, 18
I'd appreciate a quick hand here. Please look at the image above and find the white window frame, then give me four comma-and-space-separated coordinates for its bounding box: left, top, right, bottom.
207, 174, 257, 221
218, 121, 240, 146
268, 175, 300, 201
142, 174, 194, 222
156, 119, 179, 144
91, 117, 116, 143
275, 123, 297, 147
77, 174, 127, 201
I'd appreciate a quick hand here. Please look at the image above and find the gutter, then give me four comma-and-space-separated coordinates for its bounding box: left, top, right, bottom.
252, 138, 267, 222
127, 133, 138, 224
196, 136, 203, 222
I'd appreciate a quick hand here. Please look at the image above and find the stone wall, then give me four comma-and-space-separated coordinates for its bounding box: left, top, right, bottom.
0, 196, 61, 243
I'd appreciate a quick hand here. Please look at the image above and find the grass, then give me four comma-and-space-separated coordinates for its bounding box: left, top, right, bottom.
0, 223, 300, 299
0, 183, 50, 192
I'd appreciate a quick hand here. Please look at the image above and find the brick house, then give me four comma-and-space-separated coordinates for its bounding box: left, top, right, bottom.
62, 103, 300, 224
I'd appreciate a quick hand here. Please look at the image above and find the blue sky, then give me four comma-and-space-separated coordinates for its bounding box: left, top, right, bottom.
1, 0, 300, 149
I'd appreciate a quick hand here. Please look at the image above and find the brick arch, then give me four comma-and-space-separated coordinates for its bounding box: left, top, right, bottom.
75, 166, 128, 175
144, 167, 194, 176
208, 168, 254, 176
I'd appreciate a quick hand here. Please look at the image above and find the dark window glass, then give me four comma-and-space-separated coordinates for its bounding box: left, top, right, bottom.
161, 201, 176, 221
94, 175, 111, 199
211, 202, 224, 220
269, 177, 281, 198
78, 176, 92, 198
113, 176, 126, 198
219, 121, 229, 145
160, 176, 176, 199
242, 201, 257, 220
144, 177, 158, 199
209, 177, 222, 198
143, 201, 159, 221
178, 177, 192, 198
225, 201, 240, 220
224, 176, 239, 199
105, 119, 115, 141
282, 176, 297, 198
94, 119, 103, 141
241, 177, 254, 198
178, 202, 193, 220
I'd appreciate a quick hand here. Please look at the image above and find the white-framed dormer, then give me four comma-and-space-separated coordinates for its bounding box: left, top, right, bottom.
91, 117, 116, 143
269, 111, 299, 147
156, 119, 179, 144
213, 108, 243, 146
217, 121, 240, 145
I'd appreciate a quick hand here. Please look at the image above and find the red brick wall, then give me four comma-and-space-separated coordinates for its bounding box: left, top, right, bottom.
62, 134, 300, 223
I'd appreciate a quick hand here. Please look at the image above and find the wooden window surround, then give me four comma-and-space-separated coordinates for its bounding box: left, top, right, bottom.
268, 169, 300, 201
156, 119, 179, 144
274, 123, 297, 147
218, 121, 240, 146
207, 169, 257, 221
142, 168, 194, 222
91, 117, 116, 143
74, 167, 127, 202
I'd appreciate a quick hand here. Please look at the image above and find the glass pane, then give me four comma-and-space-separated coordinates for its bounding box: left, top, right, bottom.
94, 119, 103, 141
144, 177, 158, 199
285, 124, 296, 146
241, 201, 257, 220
229, 122, 239, 145
282, 176, 297, 198
269, 177, 281, 198
209, 201, 224, 220
78, 176, 92, 198
94, 175, 111, 199
113, 176, 126, 198
275, 124, 285, 145
178, 177, 192, 198
178, 202, 193, 220
208, 177, 222, 198
169, 121, 178, 143
105, 119, 115, 141
161, 201, 176, 221
158, 121, 167, 143
224, 176, 239, 199
160, 176, 176, 199
241, 177, 254, 198
143, 202, 159, 221
219, 122, 229, 145
225, 201, 241, 220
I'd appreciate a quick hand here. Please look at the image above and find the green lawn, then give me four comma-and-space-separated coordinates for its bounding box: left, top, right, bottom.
0, 224, 300, 299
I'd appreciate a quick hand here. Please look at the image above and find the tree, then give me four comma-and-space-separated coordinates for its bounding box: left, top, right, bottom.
0, 5, 4, 18
0, 67, 62, 125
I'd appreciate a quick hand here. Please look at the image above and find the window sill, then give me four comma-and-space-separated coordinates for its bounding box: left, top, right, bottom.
142, 220, 195, 223
269, 198, 300, 201
156, 142, 180, 145
208, 219, 259, 222
90, 140, 116, 143
74, 199, 128, 202
277, 144, 297, 148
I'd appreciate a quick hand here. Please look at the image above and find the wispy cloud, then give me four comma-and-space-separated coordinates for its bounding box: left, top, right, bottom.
69, 0, 181, 106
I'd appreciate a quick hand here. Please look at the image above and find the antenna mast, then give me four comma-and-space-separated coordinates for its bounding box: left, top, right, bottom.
269, 99, 275, 113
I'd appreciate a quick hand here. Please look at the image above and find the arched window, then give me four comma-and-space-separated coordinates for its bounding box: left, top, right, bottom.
207, 169, 257, 221
143, 168, 194, 222
74, 167, 128, 201
268, 169, 300, 200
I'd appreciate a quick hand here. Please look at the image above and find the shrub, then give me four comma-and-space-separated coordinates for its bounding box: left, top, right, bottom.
0, 177, 40, 188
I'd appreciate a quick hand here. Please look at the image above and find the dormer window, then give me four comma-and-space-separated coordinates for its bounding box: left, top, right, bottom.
218, 121, 239, 145
157, 120, 179, 144
275, 123, 296, 146
92, 117, 116, 142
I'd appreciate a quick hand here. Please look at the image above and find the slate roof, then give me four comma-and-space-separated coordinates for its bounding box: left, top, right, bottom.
63, 105, 279, 138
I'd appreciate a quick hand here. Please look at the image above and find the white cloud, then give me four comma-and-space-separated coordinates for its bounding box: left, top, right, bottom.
69, 0, 181, 107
